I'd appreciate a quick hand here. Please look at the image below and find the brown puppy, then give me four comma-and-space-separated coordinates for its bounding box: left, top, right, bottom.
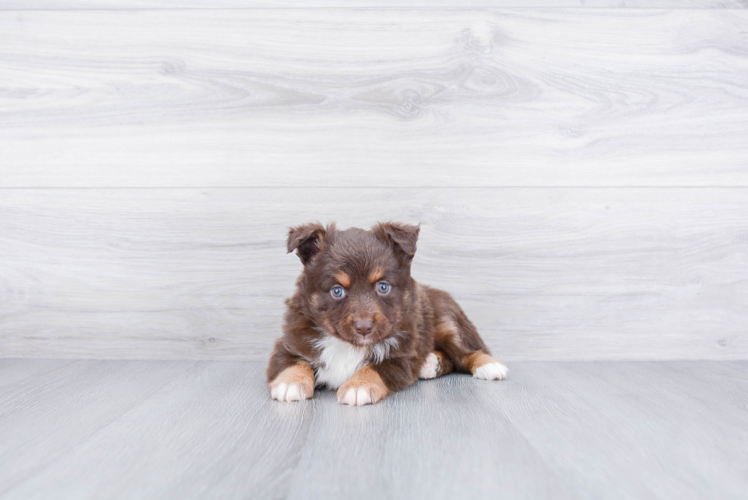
267, 222, 508, 406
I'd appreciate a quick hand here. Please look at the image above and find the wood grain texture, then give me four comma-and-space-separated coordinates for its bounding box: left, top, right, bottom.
1, 361, 312, 500
1, 359, 746, 499
0, 359, 73, 390
1, 1, 745, 9
284, 364, 578, 500
0, 360, 193, 495
504, 361, 748, 500
1, 9, 747, 187
1, 188, 746, 361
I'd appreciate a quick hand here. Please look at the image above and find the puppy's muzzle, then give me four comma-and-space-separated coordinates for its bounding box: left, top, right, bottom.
354, 320, 374, 337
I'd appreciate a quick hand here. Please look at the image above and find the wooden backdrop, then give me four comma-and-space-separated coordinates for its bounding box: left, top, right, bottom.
1, 2, 746, 360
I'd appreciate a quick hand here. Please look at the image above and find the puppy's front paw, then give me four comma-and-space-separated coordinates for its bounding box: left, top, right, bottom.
337, 385, 377, 406
269, 363, 315, 402
473, 361, 509, 381
271, 382, 312, 402
336, 366, 389, 406
419, 352, 440, 379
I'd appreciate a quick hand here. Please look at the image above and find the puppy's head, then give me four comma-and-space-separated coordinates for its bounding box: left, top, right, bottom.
287, 221, 419, 346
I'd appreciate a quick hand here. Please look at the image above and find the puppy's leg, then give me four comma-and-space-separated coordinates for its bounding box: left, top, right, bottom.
267, 340, 315, 402
418, 351, 454, 380
337, 358, 414, 406
337, 366, 389, 406
461, 350, 509, 381
431, 295, 508, 381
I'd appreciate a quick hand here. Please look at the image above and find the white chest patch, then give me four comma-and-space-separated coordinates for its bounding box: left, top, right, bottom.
312, 335, 368, 389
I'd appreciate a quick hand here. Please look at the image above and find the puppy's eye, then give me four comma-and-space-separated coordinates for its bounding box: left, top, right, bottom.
330, 285, 346, 299
376, 281, 391, 295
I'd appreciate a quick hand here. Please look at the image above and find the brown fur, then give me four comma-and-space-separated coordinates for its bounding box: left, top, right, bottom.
432, 350, 454, 377
267, 221, 507, 405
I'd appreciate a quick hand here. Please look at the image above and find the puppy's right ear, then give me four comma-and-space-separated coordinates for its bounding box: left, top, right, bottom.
287, 222, 328, 266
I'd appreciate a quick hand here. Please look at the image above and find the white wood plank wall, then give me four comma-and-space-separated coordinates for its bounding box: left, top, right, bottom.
1, 1, 746, 9
0, 4, 746, 360
2, 10, 748, 187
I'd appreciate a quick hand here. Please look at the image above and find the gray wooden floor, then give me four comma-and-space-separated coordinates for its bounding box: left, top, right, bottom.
1, 359, 746, 500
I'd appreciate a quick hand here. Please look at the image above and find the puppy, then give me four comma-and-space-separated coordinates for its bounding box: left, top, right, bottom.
267, 222, 508, 406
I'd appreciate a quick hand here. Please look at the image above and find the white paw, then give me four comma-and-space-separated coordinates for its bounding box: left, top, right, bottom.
271, 382, 312, 402
473, 362, 509, 381
339, 387, 374, 406
419, 353, 439, 379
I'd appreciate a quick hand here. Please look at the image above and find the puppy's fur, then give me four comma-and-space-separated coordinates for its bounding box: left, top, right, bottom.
267, 222, 508, 406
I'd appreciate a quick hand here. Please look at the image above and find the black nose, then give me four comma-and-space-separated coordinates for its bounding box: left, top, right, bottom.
354, 320, 374, 336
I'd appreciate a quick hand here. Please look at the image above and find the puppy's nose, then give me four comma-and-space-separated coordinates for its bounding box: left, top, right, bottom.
354, 320, 374, 336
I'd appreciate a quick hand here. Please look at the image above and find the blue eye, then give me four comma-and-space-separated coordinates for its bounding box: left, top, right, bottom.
376, 281, 391, 295
330, 285, 345, 299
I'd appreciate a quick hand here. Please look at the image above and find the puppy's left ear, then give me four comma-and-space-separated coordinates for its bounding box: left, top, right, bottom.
287, 222, 332, 266
372, 222, 420, 262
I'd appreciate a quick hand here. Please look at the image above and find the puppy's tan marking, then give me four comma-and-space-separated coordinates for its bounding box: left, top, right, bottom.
334, 272, 351, 288
434, 351, 454, 376
310, 293, 321, 308
434, 317, 461, 347
462, 351, 508, 380
337, 365, 389, 406
462, 351, 497, 373
372, 311, 386, 324
368, 266, 385, 283
270, 362, 315, 402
